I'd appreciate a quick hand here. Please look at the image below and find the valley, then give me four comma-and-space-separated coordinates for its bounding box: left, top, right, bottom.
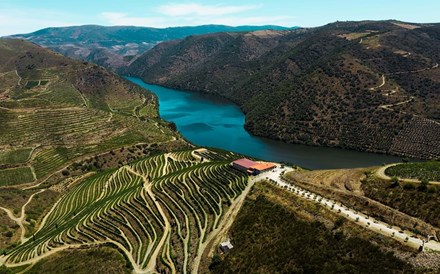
126, 20, 440, 160
0, 18, 439, 274
126, 77, 401, 169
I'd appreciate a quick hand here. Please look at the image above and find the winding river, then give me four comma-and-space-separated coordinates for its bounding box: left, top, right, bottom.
127, 77, 401, 169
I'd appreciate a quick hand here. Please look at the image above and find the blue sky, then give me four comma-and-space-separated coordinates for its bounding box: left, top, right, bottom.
0, 0, 439, 36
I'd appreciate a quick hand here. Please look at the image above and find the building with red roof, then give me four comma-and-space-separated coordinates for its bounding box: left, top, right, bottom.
231, 158, 276, 175
249, 162, 276, 174
231, 158, 257, 172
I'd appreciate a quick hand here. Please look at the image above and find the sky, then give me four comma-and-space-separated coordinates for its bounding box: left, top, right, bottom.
0, 0, 439, 36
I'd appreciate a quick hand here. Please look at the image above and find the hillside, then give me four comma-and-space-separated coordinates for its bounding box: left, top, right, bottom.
1, 149, 250, 273
0, 38, 186, 185
127, 20, 440, 160
9, 25, 291, 71
285, 166, 440, 241
206, 181, 426, 273
0, 38, 190, 254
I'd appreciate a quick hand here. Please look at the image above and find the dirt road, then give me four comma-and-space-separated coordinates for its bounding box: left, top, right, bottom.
262, 165, 440, 251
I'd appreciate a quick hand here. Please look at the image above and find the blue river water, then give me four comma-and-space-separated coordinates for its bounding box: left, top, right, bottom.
126, 77, 401, 169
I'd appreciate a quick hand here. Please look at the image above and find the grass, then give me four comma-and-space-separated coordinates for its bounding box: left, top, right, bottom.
210, 182, 414, 273
338, 32, 373, 40
0, 212, 19, 251
0, 189, 37, 250
385, 161, 440, 181
0, 148, 32, 165
0, 167, 34, 186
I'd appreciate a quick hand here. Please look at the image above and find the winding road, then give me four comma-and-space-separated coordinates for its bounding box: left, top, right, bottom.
0, 189, 46, 244
369, 62, 439, 113
376, 164, 440, 185
192, 175, 256, 274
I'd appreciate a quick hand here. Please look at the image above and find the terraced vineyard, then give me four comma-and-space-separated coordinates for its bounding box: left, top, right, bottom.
385, 161, 440, 181
0, 148, 32, 165
1, 149, 249, 273
0, 166, 35, 186
0, 38, 185, 187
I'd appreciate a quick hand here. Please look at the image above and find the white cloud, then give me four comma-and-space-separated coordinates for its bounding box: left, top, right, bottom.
157, 3, 262, 17
189, 15, 297, 26
100, 3, 296, 29
100, 12, 296, 29
101, 12, 167, 27
0, 9, 80, 36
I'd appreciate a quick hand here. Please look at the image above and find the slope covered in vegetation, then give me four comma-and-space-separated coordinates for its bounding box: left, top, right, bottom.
209, 182, 415, 273
0, 38, 185, 185
127, 20, 440, 160
0, 38, 188, 258
1, 149, 249, 273
385, 161, 440, 181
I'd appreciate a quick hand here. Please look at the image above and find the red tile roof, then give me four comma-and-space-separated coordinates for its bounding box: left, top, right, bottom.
250, 162, 276, 171
232, 158, 257, 169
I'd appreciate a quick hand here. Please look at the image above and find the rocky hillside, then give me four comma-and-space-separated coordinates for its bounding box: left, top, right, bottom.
8, 25, 290, 71
126, 20, 440, 160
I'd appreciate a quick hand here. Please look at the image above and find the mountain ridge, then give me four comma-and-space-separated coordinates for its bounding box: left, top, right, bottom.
125, 20, 440, 160
7, 24, 295, 71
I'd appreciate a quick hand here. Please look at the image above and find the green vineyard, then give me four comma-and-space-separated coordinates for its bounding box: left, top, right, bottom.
2, 149, 248, 273
0, 147, 32, 165
0, 166, 35, 186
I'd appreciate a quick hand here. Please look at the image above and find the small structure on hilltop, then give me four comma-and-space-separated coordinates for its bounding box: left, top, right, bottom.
231, 158, 276, 175
219, 239, 234, 253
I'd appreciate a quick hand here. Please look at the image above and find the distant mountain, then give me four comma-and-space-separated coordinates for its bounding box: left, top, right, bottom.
8, 24, 293, 71
126, 20, 440, 160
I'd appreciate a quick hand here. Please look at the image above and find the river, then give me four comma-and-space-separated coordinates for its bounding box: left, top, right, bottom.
126, 77, 401, 169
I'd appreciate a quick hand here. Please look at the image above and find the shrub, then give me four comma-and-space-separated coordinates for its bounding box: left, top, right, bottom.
403, 182, 415, 190
389, 176, 399, 188
4, 231, 13, 238
427, 186, 437, 194
209, 255, 223, 270
418, 179, 429, 192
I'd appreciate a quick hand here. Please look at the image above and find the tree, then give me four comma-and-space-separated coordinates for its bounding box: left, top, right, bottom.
418, 179, 429, 192
389, 176, 399, 188
4, 231, 13, 238
61, 169, 70, 176
403, 182, 415, 190
209, 255, 222, 270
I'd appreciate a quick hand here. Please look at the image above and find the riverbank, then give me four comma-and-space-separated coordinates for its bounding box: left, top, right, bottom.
126, 77, 402, 170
